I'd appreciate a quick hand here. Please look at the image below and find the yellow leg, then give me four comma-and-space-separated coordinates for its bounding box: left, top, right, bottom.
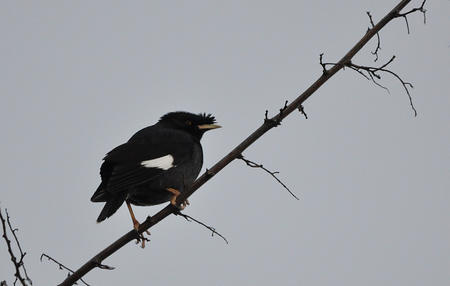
126, 201, 150, 248
126, 201, 141, 231
166, 188, 190, 210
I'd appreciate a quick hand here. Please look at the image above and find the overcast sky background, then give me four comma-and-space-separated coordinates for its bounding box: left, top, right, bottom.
1, 1, 449, 285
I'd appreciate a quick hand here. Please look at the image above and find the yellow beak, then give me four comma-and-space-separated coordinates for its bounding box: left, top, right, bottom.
198, 124, 222, 130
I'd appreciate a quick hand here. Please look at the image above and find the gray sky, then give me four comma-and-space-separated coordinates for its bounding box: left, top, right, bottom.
1, 1, 449, 285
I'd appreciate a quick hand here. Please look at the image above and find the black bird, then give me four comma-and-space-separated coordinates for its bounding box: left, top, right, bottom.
91, 111, 220, 232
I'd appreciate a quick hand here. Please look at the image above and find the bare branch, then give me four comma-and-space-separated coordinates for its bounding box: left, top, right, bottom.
237, 154, 299, 200
58, 1, 427, 285
0, 208, 32, 286
175, 211, 228, 244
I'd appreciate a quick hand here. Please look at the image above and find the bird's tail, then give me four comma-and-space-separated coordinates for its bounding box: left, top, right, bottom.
96, 193, 127, 223
91, 183, 109, 202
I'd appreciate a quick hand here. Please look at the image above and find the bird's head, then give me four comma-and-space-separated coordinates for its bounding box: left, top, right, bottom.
159, 111, 221, 139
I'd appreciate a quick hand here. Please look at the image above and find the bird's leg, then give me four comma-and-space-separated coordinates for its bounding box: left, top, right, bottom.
166, 188, 190, 210
126, 201, 140, 231
126, 201, 150, 248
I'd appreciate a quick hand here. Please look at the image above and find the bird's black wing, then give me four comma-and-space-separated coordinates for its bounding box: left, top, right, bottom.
92, 129, 195, 199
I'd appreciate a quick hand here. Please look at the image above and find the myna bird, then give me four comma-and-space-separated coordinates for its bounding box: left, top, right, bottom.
91, 111, 220, 234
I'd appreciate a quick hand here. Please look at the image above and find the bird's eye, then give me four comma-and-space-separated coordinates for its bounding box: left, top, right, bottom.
185, 120, 192, 126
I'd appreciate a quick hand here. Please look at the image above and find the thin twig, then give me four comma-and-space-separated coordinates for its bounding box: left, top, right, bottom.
264, 100, 290, 127
319, 53, 330, 74
0, 208, 31, 286
395, 0, 427, 34
320, 53, 416, 116
175, 211, 228, 244
346, 56, 417, 116
40, 254, 91, 286
367, 11, 381, 62
319, 53, 345, 73
298, 105, 308, 119
237, 154, 299, 200
346, 61, 391, 93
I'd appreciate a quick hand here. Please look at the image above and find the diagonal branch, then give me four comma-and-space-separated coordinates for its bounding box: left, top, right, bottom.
58, 1, 427, 285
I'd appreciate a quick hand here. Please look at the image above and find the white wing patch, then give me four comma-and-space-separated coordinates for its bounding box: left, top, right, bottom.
141, 154, 175, 170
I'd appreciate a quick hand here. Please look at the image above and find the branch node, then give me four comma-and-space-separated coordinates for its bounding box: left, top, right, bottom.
40, 253, 91, 286
366, 11, 381, 62
395, 0, 427, 34
319, 53, 328, 74
346, 55, 417, 116
264, 110, 278, 127
298, 105, 308, 119
205, 168, 215, 177
264, 106, 284, 127
319, 53, 342, 74
94, 261, 115, 271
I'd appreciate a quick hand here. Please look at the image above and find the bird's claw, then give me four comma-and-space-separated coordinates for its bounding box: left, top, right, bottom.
167, 188, 190, 210
171, 197, 190, 210
179, 199, 190, 210
135, 234, 150, 248
132, 221, 151, 248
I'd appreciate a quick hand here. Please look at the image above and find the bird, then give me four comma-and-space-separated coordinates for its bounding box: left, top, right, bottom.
90, 111, 221, 234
